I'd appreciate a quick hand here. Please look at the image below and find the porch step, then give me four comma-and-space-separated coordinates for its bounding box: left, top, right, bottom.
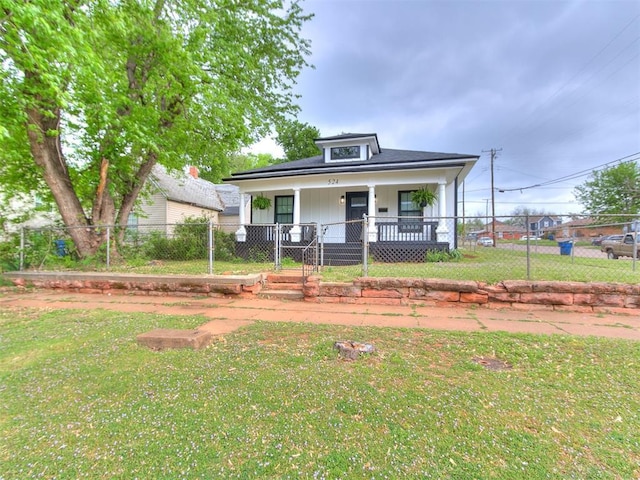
257, 289, 304, 300
265, 273, 305, 285
260, 272, 306, 300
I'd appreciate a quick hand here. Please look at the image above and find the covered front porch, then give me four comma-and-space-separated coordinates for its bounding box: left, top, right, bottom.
234, 180, 456, 249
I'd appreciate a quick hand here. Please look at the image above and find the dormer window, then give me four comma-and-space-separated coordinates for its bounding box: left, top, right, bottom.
331, 146, 360, 160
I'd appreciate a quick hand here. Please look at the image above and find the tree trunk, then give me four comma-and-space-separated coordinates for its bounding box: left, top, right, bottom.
115, 152, 158, 245
25, 102, 100, 258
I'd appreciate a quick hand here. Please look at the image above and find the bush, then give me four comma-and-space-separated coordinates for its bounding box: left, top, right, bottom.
214, 229, 237, 261
142, 217, 239, 262
425, 248, 462, 263
0, 235, 20, 272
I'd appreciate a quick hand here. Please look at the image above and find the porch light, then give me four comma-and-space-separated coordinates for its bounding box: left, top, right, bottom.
340, 195, 345, 204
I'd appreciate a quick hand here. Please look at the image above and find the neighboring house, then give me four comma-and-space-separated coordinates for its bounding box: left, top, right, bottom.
0, 192, 58, 239
224, 133, 478, 260
551, 218, 621, 239
479, 220, 525, 240
136, 165, 224, 233
529, 215, 562, 237
213, 183, 250, 234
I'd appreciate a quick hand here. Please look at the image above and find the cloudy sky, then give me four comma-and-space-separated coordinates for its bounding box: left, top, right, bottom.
252, 0, 640, 217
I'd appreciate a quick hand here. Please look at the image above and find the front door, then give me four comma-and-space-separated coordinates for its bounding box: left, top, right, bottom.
346, 191, 368, 242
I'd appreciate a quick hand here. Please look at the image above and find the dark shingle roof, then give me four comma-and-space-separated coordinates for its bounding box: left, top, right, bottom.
225, 148, 477, 181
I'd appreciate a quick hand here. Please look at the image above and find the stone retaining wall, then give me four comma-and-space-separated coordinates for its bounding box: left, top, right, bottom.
5, 272, 264, 297
303, 276, 640, 313
5, 272, 640, 313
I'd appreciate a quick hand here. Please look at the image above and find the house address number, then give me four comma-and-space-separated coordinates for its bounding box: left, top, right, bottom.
328, 178, 339, 185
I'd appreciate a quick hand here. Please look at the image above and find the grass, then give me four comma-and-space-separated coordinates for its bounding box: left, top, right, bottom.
322, 246, 640, 283
1, 307, 639, 479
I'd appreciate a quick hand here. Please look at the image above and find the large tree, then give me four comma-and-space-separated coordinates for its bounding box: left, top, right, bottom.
574, 162, 640, 220
275, 119, 320, 162
0, 0, 311, 257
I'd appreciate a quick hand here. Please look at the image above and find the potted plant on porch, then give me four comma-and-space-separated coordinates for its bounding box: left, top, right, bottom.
411, 186, 437, 208
252, 194, 271, 210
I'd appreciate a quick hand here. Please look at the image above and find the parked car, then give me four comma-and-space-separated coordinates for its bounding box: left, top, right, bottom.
601, 234, 634, 259
520, 235, 540, 241
477, 236, 494, 247
592, 234, 622, 246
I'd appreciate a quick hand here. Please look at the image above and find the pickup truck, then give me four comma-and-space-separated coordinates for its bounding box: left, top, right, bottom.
601, 233, 639, 259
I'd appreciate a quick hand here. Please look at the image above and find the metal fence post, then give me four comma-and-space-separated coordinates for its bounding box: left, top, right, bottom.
362, 215, 369, 277
208, 219, 214, 275
20, 227, 25, 271
314, 222, 319, 272
320, 223, 325, 267
106, 226, 111, 270
525, 214, 530, 280
274, 223, 281, 271
633, 220, 638, 272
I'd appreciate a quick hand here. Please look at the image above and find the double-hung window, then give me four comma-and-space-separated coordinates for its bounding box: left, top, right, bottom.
398, 191, 422, 233
274, 195, 294, 224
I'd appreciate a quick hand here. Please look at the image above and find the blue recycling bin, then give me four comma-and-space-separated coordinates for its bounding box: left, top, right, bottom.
54, 239, 67, 257
558, 241, 573, 256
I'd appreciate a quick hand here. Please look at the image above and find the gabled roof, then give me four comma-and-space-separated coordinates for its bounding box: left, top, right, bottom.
225, 148, 477, 181
529, 215, 561, 223
149, 165, 224, 212
214, 183, 248, 216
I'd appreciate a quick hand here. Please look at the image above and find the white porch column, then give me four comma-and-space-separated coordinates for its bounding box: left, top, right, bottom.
290, 188, 302, 242
435, 182, 449, 242
367, 185, 377, 242
235, 192, 247, 242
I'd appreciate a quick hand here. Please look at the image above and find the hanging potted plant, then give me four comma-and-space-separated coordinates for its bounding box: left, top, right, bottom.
411, 186, 437, 208
252, 194, 271, 210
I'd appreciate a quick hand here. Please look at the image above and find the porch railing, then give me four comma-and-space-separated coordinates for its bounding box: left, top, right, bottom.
376, 220, 438, 242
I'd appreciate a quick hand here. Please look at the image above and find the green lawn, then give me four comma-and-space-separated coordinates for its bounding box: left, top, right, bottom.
1, 307, 639, 478
323, 246, 640, 283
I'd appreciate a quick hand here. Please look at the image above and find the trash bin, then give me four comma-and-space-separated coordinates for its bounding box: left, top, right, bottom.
558, 240, 572, 256
54, 239, 67, 257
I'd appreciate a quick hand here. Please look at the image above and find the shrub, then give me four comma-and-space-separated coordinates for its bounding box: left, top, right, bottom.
214, 229, 237, 261
425, 248, 462, 263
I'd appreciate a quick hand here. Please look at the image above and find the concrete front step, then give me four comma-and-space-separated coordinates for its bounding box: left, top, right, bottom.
266, 273, 305, 284
263, 282, 303, 291
137, 328, 213, 350
257, 289, 304, 300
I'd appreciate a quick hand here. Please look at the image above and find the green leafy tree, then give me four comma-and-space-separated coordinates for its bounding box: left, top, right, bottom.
0, 0, 312, 257
574, 162, 640, 220
275, 119, 320, 162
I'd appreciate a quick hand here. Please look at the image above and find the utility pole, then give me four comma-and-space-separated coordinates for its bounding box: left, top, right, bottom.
482, 148, 502, 247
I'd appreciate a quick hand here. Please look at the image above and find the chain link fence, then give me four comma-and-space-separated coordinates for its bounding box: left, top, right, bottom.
3, 214, 640, 284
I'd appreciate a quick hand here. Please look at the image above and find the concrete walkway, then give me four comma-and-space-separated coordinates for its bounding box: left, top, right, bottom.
1, 290, 639, 340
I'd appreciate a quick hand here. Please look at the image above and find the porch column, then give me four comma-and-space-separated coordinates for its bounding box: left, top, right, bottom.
290, 187, 302, 242
435, 182, 449, 242
367, 185, 377, 242
235, 192, 247, 242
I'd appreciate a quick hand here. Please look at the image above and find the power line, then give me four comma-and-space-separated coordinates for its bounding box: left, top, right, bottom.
496, 151, 640, 193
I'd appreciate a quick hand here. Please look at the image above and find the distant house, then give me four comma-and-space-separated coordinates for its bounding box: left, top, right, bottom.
481, 220, 525, 240
0, 192, 58, 239
529, 215, 562, 237
551, 218, 622, 239
135, 165, 224, 233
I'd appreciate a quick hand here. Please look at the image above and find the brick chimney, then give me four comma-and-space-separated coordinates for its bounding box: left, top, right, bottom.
189, 166, 199, 179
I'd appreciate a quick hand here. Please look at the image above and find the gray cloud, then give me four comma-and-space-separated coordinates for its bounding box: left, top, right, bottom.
269, 0, 640, 215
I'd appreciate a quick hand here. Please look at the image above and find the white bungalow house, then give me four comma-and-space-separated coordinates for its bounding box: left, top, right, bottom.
224, 133, 478, 263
